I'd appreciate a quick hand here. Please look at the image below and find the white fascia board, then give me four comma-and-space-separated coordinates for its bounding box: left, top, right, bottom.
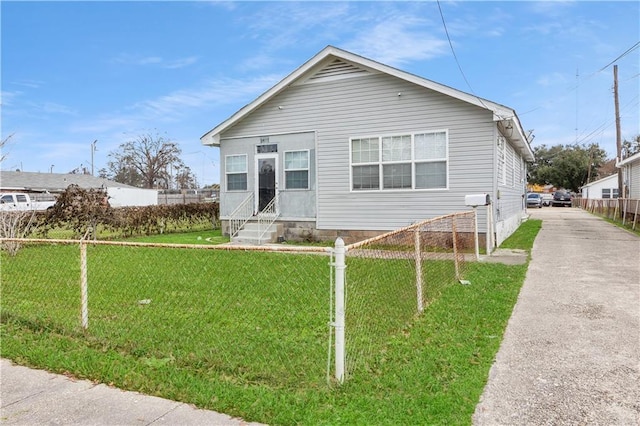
200, 47, 341, 145
617, 151, 640, 167
199, 45, 533, 160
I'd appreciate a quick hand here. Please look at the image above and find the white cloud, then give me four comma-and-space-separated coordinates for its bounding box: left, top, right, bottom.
345, 19, 449, 66
1, 90, 22, 107
111, 54, 198, 69
11, 79, 44, 89
536, 72, 569, 87
134, 75, 280, 119
68, 74, 280, 136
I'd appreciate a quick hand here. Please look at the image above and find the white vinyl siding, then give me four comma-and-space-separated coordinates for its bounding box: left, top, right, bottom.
498, 136, 506, 185
284, 150, 310, 189
350, 130, 447, 191
506, 142, 515, 187
219, 71, 503, 231
225, 154, 247, 191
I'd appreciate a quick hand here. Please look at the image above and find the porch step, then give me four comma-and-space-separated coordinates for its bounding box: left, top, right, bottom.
232, 222, 283, 245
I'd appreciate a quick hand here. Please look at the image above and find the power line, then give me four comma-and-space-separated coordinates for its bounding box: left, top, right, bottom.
436, 0, 493, 113
597, 41, 640, 73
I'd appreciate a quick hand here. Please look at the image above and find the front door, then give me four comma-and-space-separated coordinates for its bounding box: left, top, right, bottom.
256, 155, 277, 212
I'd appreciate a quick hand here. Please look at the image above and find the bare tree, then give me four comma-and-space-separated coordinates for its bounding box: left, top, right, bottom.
174, 165, 198, 189
0, 210, 38, 256
622, 135, 640, 159
1, 133, 15, 164
105, 133, 185, 189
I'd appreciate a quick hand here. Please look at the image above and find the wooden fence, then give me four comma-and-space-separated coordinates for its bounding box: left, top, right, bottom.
575, 197, 640, 230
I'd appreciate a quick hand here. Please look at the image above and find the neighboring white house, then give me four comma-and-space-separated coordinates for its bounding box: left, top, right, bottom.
200, 46, 534, 246
0, 171, 158, 207
581, 174, 619, 199
617, 151, 640, 199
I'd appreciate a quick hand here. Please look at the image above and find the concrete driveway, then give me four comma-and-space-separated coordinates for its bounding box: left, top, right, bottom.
474, 207, 640, 425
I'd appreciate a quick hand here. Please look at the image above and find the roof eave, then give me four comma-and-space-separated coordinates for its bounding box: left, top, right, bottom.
200, 45, 535, 162
617, 151, 640, 167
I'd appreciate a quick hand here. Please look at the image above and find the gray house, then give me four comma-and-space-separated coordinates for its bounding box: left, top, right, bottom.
201, 46, 534, 246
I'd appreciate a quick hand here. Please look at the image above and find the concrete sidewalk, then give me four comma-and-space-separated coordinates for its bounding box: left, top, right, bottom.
473, 207, 640, 425
0, 359, 261, 425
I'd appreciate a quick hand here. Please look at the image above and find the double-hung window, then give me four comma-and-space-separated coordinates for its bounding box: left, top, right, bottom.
351, 131, 447, 191
284, 150, 310, 189
225, 154, 247, 191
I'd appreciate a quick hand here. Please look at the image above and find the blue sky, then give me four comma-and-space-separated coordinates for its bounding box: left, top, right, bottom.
2, 1, 638, 186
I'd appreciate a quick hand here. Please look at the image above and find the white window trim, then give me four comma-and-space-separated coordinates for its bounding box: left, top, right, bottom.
225, 154, 248, 192
349, 130, 449, 192
283, 149, 310, 190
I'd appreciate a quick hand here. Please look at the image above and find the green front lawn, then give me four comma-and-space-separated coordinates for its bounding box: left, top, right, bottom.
1, 220, 541, 425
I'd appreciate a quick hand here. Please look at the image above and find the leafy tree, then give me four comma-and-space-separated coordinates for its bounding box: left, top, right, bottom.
104, 133, 186, 189
528, 143, 607, 192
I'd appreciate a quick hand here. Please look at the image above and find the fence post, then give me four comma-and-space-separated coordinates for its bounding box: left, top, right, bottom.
472, 207, 479, 260
414, 227, 424, 314
334, 237, 346, 383
451, 217, 460, 281
80, 241, 89, 330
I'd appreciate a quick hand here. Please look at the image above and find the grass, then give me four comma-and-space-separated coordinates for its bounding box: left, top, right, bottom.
1, 219, 540, 425
599, 215, 640, 237
499, 218, 542, 250
119, 228, 229, 244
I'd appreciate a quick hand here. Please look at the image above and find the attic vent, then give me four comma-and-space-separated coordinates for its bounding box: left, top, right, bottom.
307, 59, 369, 83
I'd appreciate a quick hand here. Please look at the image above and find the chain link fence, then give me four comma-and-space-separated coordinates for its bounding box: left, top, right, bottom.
1, 211, 476, 386
339, 211, 475, 380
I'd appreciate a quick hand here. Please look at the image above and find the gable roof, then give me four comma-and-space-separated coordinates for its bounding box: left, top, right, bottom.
581, 173, 618, 189
201, 45, 534, 161
0, 171, 143, 193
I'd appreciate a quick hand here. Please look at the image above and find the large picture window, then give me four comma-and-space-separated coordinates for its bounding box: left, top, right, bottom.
351, 131, 448, 191
225, 154, 247, 191
284, 150, 309, 189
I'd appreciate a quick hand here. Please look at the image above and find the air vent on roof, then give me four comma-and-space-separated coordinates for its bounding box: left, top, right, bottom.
306, 59, 370, 83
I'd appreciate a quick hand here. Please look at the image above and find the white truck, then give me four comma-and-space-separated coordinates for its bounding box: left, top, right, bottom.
0, 193, 56, 211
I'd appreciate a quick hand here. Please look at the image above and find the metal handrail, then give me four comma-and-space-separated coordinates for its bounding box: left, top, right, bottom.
229, 192, 254, 238
257, 191, 279, 242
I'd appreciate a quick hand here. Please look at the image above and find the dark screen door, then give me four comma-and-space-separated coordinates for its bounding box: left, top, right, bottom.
258, 157, 276, 211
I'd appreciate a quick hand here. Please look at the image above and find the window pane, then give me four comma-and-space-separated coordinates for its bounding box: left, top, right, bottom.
352, 138, 379, 163
382, 135, 411, 162
383, 163, 412, 189
286, 170, 308, 189
352, 165, 379, 190
227, 173, 247, 191
226, 155, 247, 173
415, 161, 446, 189
415, 132, 446, 160
285, 151, 309, 169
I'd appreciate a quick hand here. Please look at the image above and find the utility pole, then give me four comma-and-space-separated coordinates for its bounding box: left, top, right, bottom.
90, 140, 98, 176
613, 65, 623, 200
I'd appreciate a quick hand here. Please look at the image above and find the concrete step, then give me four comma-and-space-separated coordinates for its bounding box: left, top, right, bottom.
231, 222, 283, 245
